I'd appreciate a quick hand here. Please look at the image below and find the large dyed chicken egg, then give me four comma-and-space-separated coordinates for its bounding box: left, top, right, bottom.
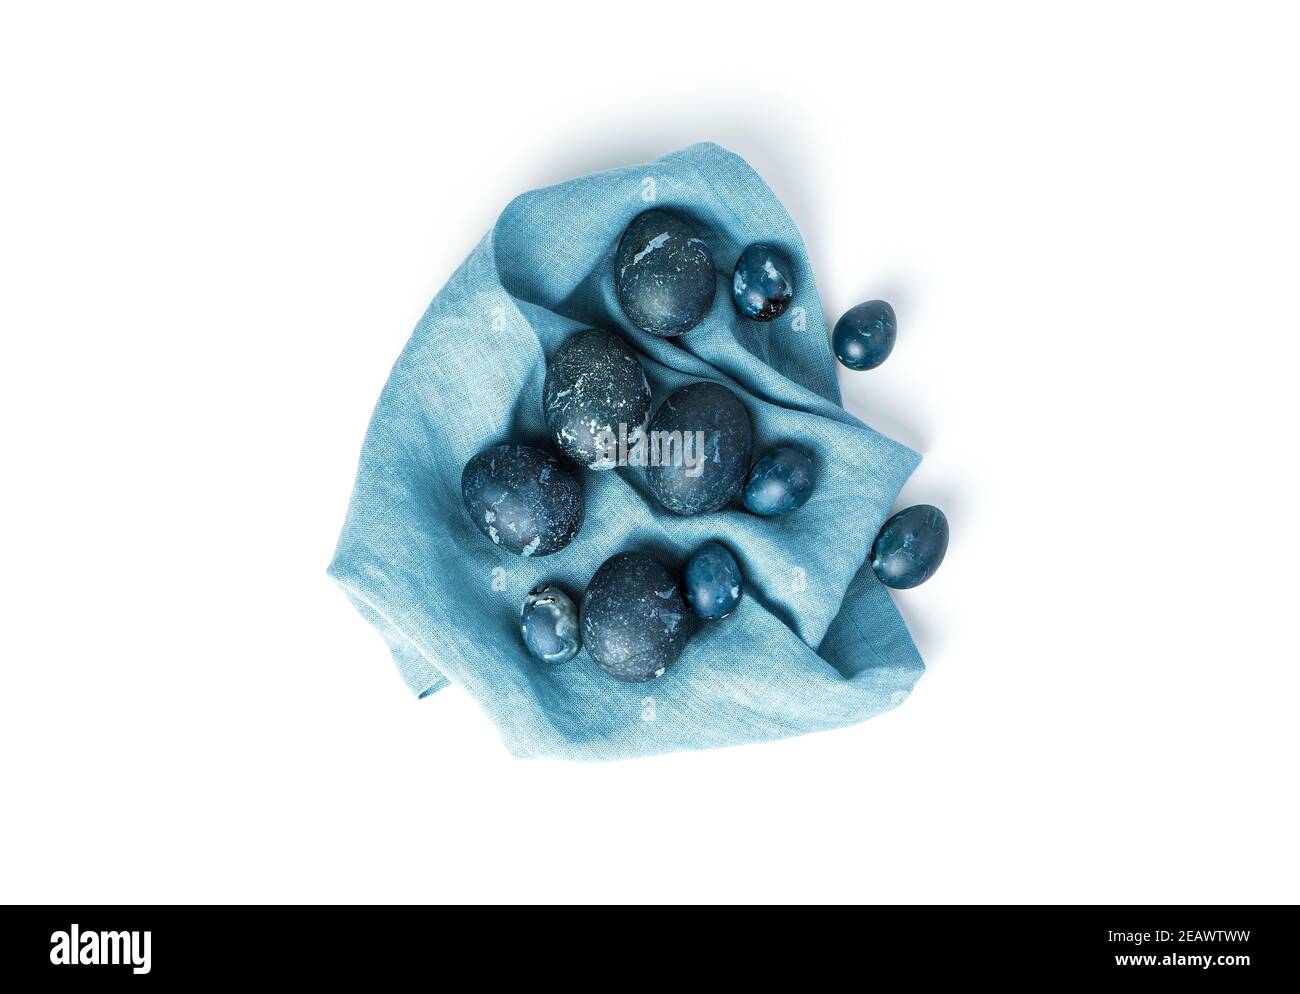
645, 381, 753, 515
460, 444, 583, 557
871, 504, 949, 589
543, 327, 652, 469
581, 551, 690, 682
614, 210, 716, 337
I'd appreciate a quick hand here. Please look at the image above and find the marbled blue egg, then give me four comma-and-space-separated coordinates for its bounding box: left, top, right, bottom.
543, 327, 652, 469
731, 243, 795, 321
682, 542, 743, 620
581, 551, 690, 682
520, 583, 581, 665
645, 381, 753, 516
871, 504, 949, 589
460, 444, 584, 557
833, 300, 897, 370
743, 446, 816, 517
614, 210, 716, 337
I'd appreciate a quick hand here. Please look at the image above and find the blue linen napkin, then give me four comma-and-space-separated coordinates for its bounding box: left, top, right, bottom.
329, 142, 925, 760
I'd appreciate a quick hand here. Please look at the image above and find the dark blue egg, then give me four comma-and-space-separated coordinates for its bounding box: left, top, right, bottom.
461, 444, 584, 557
871, 504, 949, 589
682, 542, 743, 620
645, 381, 753, 515
520, 583, 581, 665
581, 551, 690, 682
543, 327, 651, 469
833, 300, 897, 370
731, 243, 795, 321
743, 446, 816, 517
614, 210, 716, 337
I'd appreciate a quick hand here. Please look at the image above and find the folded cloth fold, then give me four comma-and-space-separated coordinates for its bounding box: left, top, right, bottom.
329, 142, 925, 760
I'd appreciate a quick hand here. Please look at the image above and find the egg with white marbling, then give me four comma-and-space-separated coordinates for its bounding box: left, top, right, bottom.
581, 551, 690, 682
460, 444, 584, 557
520, 583, 581, 665
614, 210, 716, 337
682, 541, 743, 620
871, 504, 949, 589
645, 381, 753, 515
543, 327, 652, 469
731, 243, 795, 321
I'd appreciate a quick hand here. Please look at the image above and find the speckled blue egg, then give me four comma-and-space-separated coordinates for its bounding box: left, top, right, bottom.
460, 444, 584, 557
614, 210, 716, 337
833, 300, 897, 370
731, 243, 795, 321
520, 583, 581, 665
871, 504, 949, 589
743, 446, 816, 517
543, 327, 652, 469
581, 551, 690, 682
682, 542, 743, 620
645, 381, 753, 516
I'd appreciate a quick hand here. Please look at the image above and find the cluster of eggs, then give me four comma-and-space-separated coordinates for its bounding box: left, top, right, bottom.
461, 209, 948, 682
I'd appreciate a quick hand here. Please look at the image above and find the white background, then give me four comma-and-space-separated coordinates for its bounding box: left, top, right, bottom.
2, 2, 1297, 904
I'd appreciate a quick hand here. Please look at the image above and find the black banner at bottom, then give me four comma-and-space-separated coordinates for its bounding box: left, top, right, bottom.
0, 904, 1290, 985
